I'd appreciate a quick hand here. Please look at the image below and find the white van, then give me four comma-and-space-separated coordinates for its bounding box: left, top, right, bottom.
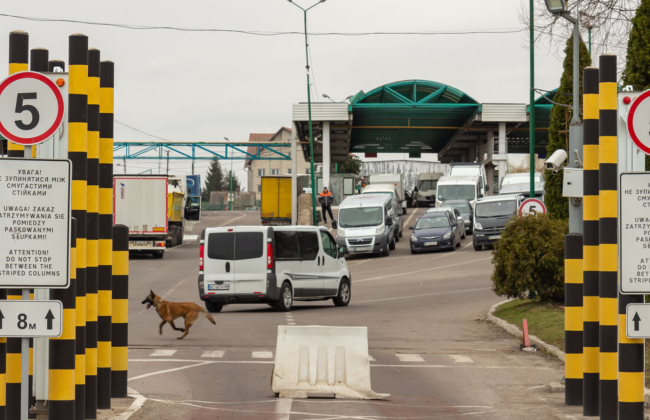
336, 194, 400, 257
414, 172, 444, 206
449, 163, 489, 197
199, 226, 351, 312
436, 175, 481, 209
360, 185, 404, 238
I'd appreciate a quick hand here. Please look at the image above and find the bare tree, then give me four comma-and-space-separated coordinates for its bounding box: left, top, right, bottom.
520, 0, 639, 78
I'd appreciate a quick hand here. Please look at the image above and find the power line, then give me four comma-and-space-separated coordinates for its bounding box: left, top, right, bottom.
0, 13, 524, 37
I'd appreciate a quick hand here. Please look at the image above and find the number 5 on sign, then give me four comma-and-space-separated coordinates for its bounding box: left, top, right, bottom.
0, 71, 64, 146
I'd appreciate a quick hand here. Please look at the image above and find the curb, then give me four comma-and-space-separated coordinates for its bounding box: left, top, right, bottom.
487, 299, 650, 404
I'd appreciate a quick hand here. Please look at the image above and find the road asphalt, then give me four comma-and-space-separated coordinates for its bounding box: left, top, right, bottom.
124, 209, 586, 419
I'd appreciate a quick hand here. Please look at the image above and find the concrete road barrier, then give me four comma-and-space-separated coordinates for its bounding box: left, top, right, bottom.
272, 326, 389, 400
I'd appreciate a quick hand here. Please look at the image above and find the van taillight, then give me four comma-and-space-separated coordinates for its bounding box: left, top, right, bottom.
200, 244, 204, 271
267, 243, 273, 269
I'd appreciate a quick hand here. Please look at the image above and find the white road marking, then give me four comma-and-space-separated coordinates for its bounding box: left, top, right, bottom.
252, 351, 273, 359
114, 387, 147, 420
183, 235, 199, 241
396, 354, 424, 362
218, 211, 247, 227
287, 322, 296, 325
450, 355, 473, 363
128, 361, 214, 381
463, 241, 474, 249
368, 355, 376, 361
201, 351, 225, 358
356, 257, 492, 283
371, 364, 552, 370
275, 398, 293, 420
150, 350, 176, 357
355, 287, 492, 304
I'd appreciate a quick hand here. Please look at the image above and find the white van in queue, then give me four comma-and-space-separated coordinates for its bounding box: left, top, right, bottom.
336, 194, 399, 257
199, 226, 351, 312
436, 175, 482, 209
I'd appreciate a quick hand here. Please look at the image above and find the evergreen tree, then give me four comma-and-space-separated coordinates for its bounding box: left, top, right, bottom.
544, 35, 591, 220
223, 170, 241, 193
338, 157, 363, 175
623, 0, 650, 169
202, 158, 224, 202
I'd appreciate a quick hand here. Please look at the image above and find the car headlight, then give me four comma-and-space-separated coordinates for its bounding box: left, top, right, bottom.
376, 224, 385, 235
443, 232, 451, 240
337, 228, 345, 238
475, 222, 483, 230
410, 235, 418, 242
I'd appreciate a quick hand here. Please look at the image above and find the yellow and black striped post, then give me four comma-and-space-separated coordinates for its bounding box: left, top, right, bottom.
69, 33, 89, 420
48, 218, 77, 420
97, 60, 114, 409
7, 30, 27, 159
565, 233, 583, 406
582, 66, 600, 417
111, 226, 128, 398
598, 54, 618, 420
6, 29, 29, 420
0, 285, 4, 420
48, 59, 65, 72
85, 47, 101, 419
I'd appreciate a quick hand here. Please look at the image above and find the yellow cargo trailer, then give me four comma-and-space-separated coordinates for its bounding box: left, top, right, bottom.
261, 176, 293, 225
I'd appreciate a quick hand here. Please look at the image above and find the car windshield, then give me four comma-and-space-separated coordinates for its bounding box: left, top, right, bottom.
438, 185, 476, 202
339, 206, 383, 228
415, 216, 450, 230
418, 180, 437, 190
446, 202, 470, 213
476, 200, 517, 217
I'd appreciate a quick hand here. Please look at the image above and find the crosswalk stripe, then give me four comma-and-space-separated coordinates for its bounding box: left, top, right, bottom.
450, 355, 473, 363
201, 351, 225, 358
150, 350, 177, 357
368, 355, 376, 362
396, 354, 424, 362
252, 351, 273, 359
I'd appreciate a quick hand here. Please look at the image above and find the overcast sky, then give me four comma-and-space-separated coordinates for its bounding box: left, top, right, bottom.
0, 0, 565, 187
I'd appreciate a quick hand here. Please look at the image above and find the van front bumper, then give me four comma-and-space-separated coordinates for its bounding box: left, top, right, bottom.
473, 231, 503, 246
336, 234, 389, 255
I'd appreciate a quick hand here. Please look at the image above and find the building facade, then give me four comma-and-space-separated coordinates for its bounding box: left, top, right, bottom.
246, 127, 310, 200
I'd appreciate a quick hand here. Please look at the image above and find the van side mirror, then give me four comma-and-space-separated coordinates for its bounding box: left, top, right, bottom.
338, 246, 345, 257
409, 226, 414, 230
385, 218, 393, 226
478, 194, 484, 199
485, 185, 490, 192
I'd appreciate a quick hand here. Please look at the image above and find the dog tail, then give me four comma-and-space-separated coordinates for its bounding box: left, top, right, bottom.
201, 309, 216, 325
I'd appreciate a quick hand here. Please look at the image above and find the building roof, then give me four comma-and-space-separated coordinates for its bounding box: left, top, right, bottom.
244, 127, 292, 167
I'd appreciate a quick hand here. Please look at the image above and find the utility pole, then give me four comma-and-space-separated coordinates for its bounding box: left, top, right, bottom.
123, 158, 126, 174
166, 150, 170, 174
529, 0, 536, 199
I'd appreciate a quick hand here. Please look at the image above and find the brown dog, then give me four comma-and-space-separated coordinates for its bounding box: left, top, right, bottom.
141, 290, 216, 339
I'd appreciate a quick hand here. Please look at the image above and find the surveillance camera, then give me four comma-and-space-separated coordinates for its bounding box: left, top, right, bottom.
545, 149, 567, 172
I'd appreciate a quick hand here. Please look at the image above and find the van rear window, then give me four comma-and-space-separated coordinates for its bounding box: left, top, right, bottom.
235, 232, 264, 260
206, 231, 263, 261
207, 232, 234, 260
298, 232, 319, 261
275, 231, 301, 260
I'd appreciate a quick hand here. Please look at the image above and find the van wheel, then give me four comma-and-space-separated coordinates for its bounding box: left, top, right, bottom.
275, 282, 293, 312
399, 229, 403, 238
333, 279, 351, 307
403, 208, 407, 216
389, 238, 396, 251
461, 231, 466, 240
473, 243, 482, 251
395, 233, 400, 243
382, 244, 390, 257
205, 301, 223, 313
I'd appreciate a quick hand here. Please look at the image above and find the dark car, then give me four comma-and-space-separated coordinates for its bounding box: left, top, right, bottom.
472, 195, 522, 251
440, 199, 473, 234
409, 212, 461, 254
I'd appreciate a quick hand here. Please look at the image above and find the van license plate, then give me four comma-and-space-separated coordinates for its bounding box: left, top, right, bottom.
354, 247, 370, 252
424, 242, 437, 246
489, 235, 502, 240
208, 284, 229, 290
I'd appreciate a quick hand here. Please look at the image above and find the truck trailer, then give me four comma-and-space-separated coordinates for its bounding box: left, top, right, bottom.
260, 175, 310, 225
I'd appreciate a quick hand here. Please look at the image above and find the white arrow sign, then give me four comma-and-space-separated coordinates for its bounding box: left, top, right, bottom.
625, 303, 650, 339
0, 300, 62, 338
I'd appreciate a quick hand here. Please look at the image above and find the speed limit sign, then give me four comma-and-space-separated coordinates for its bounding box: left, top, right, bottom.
0, 71, 64, 146
519, 198, 547, 217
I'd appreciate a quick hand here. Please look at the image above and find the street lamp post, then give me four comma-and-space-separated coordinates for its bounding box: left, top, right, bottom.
288, 0, 326, 226
225, 137, 233, 211
529, 0, 536, 199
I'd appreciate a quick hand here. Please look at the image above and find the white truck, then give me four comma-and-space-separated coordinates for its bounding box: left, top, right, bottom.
449, 163, 489, 197
367, 174, 407, 215
414, 172, 444, 206
114, 175, 169, 259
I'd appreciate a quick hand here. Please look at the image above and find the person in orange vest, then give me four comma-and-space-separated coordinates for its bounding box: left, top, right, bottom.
318, 186, 335, 224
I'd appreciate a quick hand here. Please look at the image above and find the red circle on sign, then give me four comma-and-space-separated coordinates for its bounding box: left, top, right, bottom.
0, 71, 64, 145
627, 90, 650, 155
519, 198, 547, 217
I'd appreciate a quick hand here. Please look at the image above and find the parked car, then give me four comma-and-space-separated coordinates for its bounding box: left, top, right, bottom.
438, 199, 473, 234
472, 195, 524, 251
426, 206, 466, 239
336, 194, 400, 257
409, 211, 462, 254
199, 225, 351, 312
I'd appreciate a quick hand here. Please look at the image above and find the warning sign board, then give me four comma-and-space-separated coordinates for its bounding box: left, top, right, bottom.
0, 158, 71, 288
620, 172, 650, 293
